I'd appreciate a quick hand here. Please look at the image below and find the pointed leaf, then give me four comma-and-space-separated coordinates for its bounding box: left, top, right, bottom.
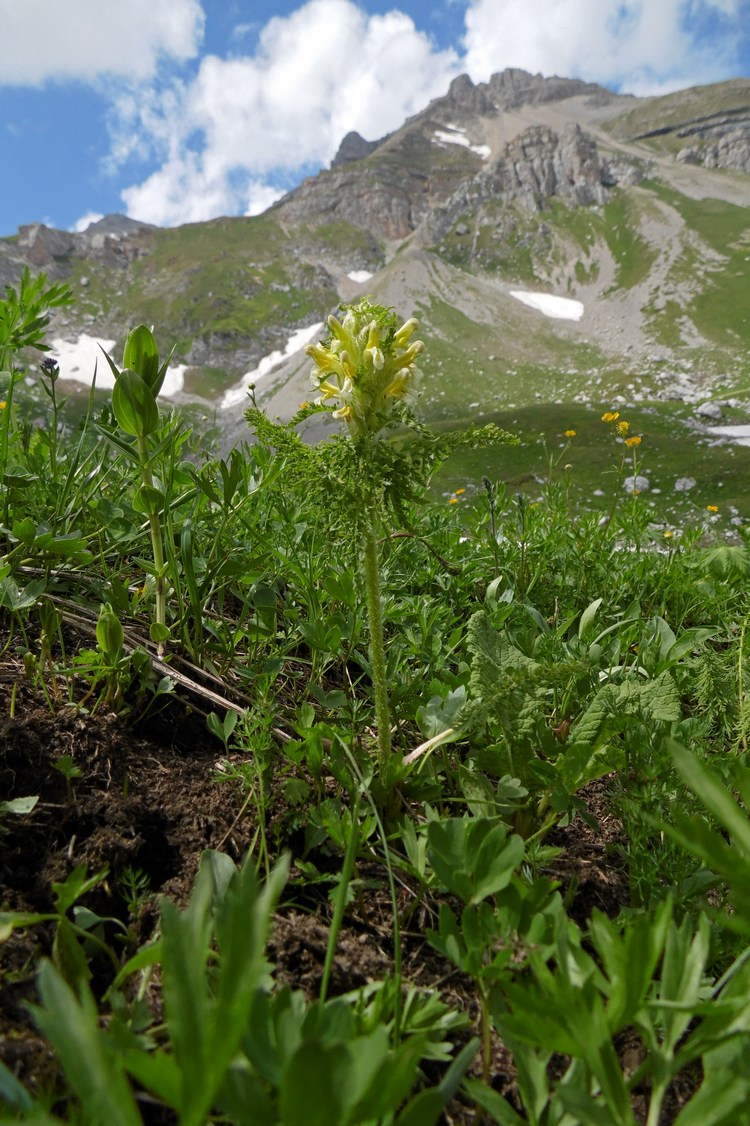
123, 325, 160, 389
112, 369, 158, 437
32, 961, 141, 1126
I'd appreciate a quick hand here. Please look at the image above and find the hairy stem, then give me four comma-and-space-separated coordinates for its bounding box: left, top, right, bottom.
363, 523, 391, 768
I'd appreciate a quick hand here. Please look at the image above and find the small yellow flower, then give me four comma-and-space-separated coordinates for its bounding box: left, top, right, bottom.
616, 420, 630, 435
455, 488, 465, 495
630, 488, 641, 496
706, 505, 719, 513
298, 400, 310, 409
663, 529, 674, 539
0, 401, 6, 409
448, 496, 459, 505
624, 435, 642, 447
601, 411, 620, 422
564, 429, 576, 438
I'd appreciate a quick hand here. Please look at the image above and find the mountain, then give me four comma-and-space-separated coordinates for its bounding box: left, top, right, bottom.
2, 68, 750, 508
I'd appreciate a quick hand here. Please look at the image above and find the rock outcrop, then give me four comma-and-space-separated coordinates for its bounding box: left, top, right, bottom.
678, 127, 750, 174
2, 217, 154, 283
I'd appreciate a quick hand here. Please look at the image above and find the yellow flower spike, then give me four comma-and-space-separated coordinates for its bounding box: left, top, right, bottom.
339, 351, 357, 379
393, 340, 425, 370
327, 313, 357, 359
332, 404, 353, 421
305, 342, 336, 369
564, 429, 576, 438
624, 436, 641, 447
385, 371, 412, 398
394, 318, 418, 348
316, 379, 342, 401
364, 322, 385, 370
706, 505, 719, 513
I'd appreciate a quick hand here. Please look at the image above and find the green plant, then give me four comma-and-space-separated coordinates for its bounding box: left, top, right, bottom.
471, 901, 750, 1125
0, 864, 123, 991
3, 849, 477, 1125
99, 325, 176, 653
248, 299, 513, 784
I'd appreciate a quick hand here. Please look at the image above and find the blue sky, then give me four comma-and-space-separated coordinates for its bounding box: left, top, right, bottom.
0, 0, 748, 237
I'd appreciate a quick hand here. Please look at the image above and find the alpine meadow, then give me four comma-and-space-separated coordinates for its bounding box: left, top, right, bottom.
3, 68, 750, 1124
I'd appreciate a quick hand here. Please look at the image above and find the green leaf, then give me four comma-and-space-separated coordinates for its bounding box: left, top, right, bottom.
112, 369, 158, 437
32, 961, 141, 1126
12, 516, 37, 543
0, 1057, 36, 1112
123, 325, 160, 390
1, 795, 39, 815
671, 742, 750, 860
132, 483, 165, 516
578, 597, 603, 640
642, 671, 682, 722
52, 917, 93, 991
279, 1041, 348, 1126
427, 818, 525, 905
464, 1077, 527, 1124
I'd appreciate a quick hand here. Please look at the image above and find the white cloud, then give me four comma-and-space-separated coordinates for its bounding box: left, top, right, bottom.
72, 211, 104, 233
95, 0, 749, 228
461, 0, 745, 95
245, 185, 286, 217
115, 0, 460, 226
0, 0, 204, 86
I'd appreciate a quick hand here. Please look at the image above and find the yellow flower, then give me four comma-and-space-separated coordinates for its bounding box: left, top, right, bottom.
305, 301, 425, 437
455, 488, 465, 495
616, 420, 630, 435
0, 400, 6, 409
663, 529, 674, 539
564, 429, 576, 438
706, 505, 719, 513
601, 411, 620, 422
448, 496, 458, 505
298, 400, 310, 409
624, 435, 642, 447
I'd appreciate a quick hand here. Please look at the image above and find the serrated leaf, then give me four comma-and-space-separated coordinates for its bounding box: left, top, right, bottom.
642, 670, 682, 722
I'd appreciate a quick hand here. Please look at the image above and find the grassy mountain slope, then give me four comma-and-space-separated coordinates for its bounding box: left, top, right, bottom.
3, 72, 749, 518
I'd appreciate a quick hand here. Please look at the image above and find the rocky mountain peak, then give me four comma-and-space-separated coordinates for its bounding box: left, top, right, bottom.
331, 130, 385, 166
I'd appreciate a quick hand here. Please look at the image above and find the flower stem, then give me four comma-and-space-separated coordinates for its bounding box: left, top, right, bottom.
363, 523, 391, 769
137, 434, 167, 655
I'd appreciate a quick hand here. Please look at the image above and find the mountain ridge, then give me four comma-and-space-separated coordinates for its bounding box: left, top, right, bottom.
2, 68, 749, 483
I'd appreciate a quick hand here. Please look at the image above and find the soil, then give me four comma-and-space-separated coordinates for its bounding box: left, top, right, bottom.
1, 676, 693, 1123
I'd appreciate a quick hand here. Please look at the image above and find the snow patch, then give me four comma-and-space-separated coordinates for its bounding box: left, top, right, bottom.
510, 291, 584, 321
432, 125, 490, 159
347, 269, 373, 283
50, 334, 185, 397
221, 322, 324, 409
